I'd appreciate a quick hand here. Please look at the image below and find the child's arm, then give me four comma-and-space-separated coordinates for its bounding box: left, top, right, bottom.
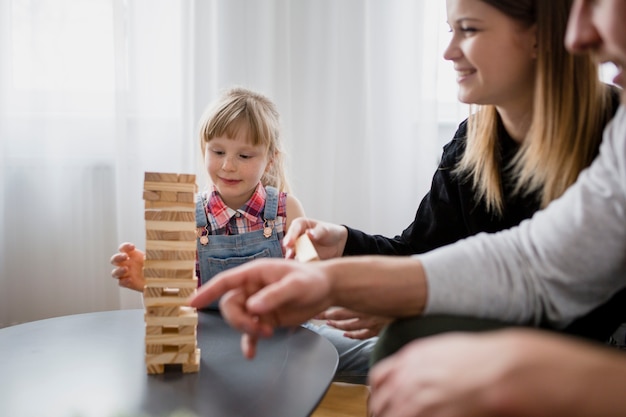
110, 242, 146, 292
284, 194, 306, 231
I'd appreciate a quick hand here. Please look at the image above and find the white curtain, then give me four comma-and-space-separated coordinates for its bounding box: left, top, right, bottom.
0, 0, 464, 326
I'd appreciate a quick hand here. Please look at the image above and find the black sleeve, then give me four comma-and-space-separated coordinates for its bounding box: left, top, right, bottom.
343, 120, 479, 256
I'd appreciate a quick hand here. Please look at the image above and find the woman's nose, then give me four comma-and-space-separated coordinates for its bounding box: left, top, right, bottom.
443, 35, 461, 62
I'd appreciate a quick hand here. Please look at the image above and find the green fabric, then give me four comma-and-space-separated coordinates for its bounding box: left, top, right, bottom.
370, 315, 518, 366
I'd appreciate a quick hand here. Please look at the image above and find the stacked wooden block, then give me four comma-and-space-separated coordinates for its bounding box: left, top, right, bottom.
142, 172, 200, 374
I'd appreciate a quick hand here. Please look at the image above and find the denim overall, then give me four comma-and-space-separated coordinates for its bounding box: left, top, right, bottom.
195, 186, 283, 310
195, 186, 375, 383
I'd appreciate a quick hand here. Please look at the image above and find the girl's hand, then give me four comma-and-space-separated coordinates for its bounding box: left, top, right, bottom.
110, 242, 146, 292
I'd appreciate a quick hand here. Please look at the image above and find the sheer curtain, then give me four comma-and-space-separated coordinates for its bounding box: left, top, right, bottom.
0, 0, 460, 326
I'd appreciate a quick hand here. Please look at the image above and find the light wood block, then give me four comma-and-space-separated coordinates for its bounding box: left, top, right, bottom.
146, 325, 196, 336
145, 333, 197, 346
295, 234, 320, 262
145, 220, 196, 232
145, 200, 195, 211
144, 180, 197, 193
144, 268, 195, 279
145, 237, 197, 249
144, 259, 196, 270
146, 350, 195, 365
143, 296, 194, 307
182, 349, 201, 373
144, 172, 180, 183
144, 278, 198, 289
145, 210, 195, 222
177, 192, 195, 203
145, 306, 182, 317
144, 310, 198, 327
145, 249, 196, 261
143, 287, 196, 298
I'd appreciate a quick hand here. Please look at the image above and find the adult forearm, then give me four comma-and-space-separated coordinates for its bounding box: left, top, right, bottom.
323, 255, 427, 317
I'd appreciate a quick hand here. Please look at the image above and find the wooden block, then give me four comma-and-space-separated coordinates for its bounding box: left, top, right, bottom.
160, 191, 179, 202
144, 200, 195, 211
146, 240, 197, 252
145, 249, 196, 261
145, 332, 197, 345
295, 234, 320, 262
177, 192, 195, 203
145, 210, 195, 222
146, 324, 196, 336
181, 349, 201, 373
144, 278, 198, 289
144, 172, 180, 183
145, 220, 195, 232
144, 296, 194, 307
143, 190, 161, 201
143, 268, 195, 279
147, 364, 165, 374
145, 305, 195, 317
144, 310, 198, 326
143, 287, 196, 298
178, 174, 196, 184
144, 181, 197, 193
144, 259, 196, 271
146, 350, 195, 365
146, 231, 197, 244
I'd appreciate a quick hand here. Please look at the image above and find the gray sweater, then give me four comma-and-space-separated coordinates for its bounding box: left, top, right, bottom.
418, 105, 626, 329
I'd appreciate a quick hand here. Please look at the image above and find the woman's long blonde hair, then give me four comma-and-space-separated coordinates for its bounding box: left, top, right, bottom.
456, 0, 613, 215
198, 86, 291, 193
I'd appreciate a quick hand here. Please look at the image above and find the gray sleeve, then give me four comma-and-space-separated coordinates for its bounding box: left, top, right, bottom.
417, 106, 626, 328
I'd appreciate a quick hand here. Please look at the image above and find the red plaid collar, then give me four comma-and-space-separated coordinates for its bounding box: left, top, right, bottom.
207, 182, 266, 228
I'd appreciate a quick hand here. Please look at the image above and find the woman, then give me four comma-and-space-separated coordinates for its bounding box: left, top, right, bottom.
188, 0, 623, 363
281, 0, 619, 341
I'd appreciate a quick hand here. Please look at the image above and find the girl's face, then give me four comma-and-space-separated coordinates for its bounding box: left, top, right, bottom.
444, 0, 537, 110
204, 126, 271, 209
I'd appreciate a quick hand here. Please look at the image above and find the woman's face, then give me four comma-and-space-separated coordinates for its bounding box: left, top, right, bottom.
444, 0, 537, 110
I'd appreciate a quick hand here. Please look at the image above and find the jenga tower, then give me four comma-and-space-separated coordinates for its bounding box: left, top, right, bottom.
142, 172, 200, 374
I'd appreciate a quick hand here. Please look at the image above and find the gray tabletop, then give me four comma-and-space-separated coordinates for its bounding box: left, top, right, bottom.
0, 309, 338, 417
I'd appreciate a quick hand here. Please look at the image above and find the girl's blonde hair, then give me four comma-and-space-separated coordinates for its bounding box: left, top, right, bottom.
198, 86, 291, 193
456, 0, 613, 215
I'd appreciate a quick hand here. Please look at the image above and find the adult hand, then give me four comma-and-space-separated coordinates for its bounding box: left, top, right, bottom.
318, 307, 392, 339
368, 329, 620, 417
110, 242, 145, 291
188, 258, 334, 358
282, 217, 348, 260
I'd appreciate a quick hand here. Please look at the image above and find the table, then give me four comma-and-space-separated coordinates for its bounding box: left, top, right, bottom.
0, 309, 338, 417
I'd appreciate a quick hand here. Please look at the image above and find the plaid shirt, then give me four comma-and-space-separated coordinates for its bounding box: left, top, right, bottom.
195, 183, 288, 283
203, 182, 287, 236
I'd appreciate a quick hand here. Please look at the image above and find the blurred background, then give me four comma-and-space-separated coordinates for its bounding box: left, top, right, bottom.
9, 0, 607, 326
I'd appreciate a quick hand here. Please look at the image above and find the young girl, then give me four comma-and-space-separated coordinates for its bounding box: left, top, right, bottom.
276, 0, 619, 340
110, 86, 375, 383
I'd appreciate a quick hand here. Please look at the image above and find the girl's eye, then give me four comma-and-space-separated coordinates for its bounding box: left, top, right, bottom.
239, 154, 252, 160
211, 149, 224, 156
460, 27, 478, 33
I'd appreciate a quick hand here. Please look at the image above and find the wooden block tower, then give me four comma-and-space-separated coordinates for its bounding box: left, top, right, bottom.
142, 172, 200, 374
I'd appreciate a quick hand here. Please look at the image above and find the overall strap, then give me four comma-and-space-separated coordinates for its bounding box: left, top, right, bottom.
195, 193, 208, 228
264, 186, 279, 221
